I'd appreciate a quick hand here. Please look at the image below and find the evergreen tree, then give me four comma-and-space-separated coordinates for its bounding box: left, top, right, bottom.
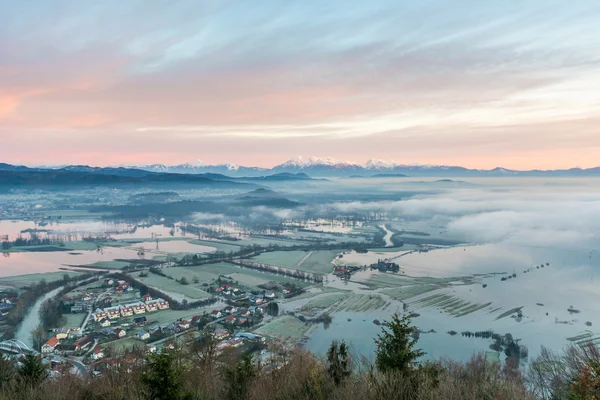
141, 352, 184, 400
0, 356, 14, 391
375, 314, 424, 374
16, 354, 48, 388
327, 340, 351, 385
221, 355, 257, 400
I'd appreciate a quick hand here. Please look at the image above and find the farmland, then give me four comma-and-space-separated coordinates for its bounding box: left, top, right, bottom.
255, 315, 311, 339
248, 250, 339, 274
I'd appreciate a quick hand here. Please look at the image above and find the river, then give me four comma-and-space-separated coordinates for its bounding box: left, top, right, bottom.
15, 286, 63, 347
380, 225, 393, 247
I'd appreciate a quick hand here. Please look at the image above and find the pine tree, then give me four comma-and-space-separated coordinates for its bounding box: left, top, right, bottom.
327, 340, 351, 385
375, 314, 424, 374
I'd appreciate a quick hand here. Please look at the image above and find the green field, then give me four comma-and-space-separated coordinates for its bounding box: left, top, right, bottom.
188, 239, 242, 253
160, 262, 313, 290
248, 250, 339, 275
0, 271, 82, 287
134, 273, 212, 300
105, 338, 146, 353
63, 313, 86, 330
255, 315, 311, 339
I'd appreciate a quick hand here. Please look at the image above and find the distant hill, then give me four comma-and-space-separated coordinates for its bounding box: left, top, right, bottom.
370, 173, 408, 178
0, 170, 249, 188
5, 159, 600, 179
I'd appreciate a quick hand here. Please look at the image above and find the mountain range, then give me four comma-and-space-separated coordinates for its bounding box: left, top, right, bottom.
122, 156, 600, 177
3, 156, 600, 179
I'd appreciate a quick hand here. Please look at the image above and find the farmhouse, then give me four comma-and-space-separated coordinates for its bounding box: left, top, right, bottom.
98, 318, 111, 327
210, 310, 222, 318
225, 315, 237, 324
42, 337, 60, 354
73, 335, 94, 351
133, 316, 147, 326
141, 294, 152, 302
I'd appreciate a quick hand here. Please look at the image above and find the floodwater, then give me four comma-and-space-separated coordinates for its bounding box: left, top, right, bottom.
299, 241, 600, 362
0, 242, 216, 278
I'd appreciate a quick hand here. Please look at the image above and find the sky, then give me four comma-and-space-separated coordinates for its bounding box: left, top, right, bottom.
1, 0, 600, 169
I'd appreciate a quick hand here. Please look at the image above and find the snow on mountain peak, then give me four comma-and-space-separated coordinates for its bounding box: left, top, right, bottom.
279, 156, 360, 169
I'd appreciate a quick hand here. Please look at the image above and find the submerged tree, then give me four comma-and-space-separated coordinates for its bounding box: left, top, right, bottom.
375, 314, 424, 374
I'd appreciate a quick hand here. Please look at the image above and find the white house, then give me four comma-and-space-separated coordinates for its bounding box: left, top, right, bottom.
137, 330, 150, 340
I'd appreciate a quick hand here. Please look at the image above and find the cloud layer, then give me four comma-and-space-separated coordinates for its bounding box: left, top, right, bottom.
2, 1, 600, 167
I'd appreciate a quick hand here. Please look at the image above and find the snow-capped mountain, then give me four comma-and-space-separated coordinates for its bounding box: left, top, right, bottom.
115, 156, 600, 177
5, 156, 600, 178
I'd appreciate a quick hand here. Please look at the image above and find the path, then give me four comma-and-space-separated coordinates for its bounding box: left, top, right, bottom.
295, 251, 313, 268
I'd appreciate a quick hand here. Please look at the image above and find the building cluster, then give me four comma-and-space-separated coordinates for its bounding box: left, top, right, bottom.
212, 329, 265, 352
42, 333, 94, 355
0, 290, 17, 316
93, 294, 169, 323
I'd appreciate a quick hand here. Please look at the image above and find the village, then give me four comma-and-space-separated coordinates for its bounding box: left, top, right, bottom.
32, 275, 288, 376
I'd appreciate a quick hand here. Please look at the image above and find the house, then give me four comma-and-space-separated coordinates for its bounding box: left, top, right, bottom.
73, 335, 94, 351
104, 278, 114, 286
249, 306, 263, 314
239, 308, 251, 317
213, 328, 230, 340
191, 315, 201, 325
210, 310, 222, 319
238, 317, 248, 325
264, 292, 275, 299
98, 318, 111, 327
145, 298, 169, 311
70, 301, 86, 313
224, 284, 232, 290
282, 288, 291, 295
224, 305, 238, 314
133, 316, 147, 326
104, 305, 121, 320
178, 320, 190, 330
128, 302, 146, 314
114, 328, 126, 338
91, 345, 104, 360
215, 287, 223, 293
228, 338, 243, 347
225, 315, 236, 324
137, 330, 150, 340
55, 344, 77, 354
141, 294, 152, 302
42, 337, 60, 354
235, 332, 260, 341
55, 328, 70, 340
119, 305, 134, 317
